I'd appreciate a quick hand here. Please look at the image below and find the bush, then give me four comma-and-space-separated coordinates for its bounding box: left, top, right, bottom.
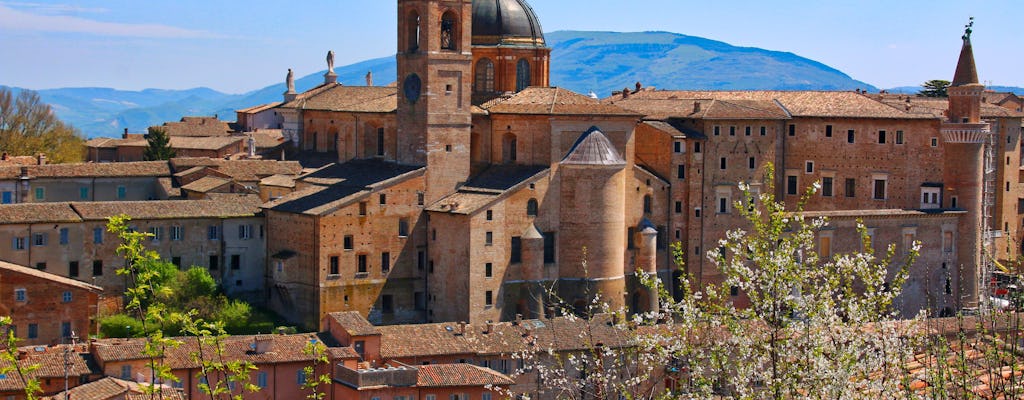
98, 314, 146, 338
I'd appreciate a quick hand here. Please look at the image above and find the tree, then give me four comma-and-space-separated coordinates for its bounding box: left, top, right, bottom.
0, 317, 41, 400
0, 87, 85, 163
144, 127, 176, 161
919, 79, 951, 97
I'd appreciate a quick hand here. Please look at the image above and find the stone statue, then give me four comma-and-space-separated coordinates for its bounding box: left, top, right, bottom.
286, 68, 295, 93
963, 17, 974, 40
327, 50, 335, 74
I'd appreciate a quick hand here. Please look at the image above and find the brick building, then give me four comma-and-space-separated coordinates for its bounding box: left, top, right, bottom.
260, 0, 1024, 326
0, 260, 102, 346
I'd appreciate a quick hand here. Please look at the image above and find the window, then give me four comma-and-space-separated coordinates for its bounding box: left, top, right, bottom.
486, 210, 493, 221
417, 192, 425, 206
931, 137, 938, 147
93, 227, 104, 244
33, 233, 47, 247
59, 228, 68, 245
873, 178, 887, 200
730, 286, 739, 297
27, 324, 38, 339
209, 255, 219, 270
820, 234, 832, 258
171, 257, 181, 268
329, 256, 339, 275
1, 191, 11, 204
440, 12, 457, 50
382, 295, 394, 313
344, 235, 354, 250
527, 198, 538, 216
729, 126, 736, 136
713, 126, 720, 136
12, 237, 25, 250
822, 177, 834, 197
675, 201, 683, 213
475, 58, 496, 93
677, 165, 685, 180
381, 252, 390, 273
643, 195, 652, 214
357, 255, 368, 274
760, 126, 767, 136
674, 142, 682, 153
69, 261, 79, 277
117, 186, 126, 199
485, 291, 493, 307
483, 393, 492, 400
358, 201, 367, 216
805, 161, 814, 174
695, 208, 702, 218
35, 262, 45, 271
120, 365, 132, 380
238, 225, 253, 240
845, 178, 856, 198
720, 157, 727, 170
543, 232, 556, 263
79, 187, 89, 200
207, 226, 219, 240
951, 196, 958, 208
14, 288, 25, 302
485, 232, 493, 246
231, 255, 241, 270
749, 157, 755, 169
825, 125, 833, 137
896, 130, 904, 144
786, 175, 798, 196
62, 291, 72, 303
694, 142, 701, 153
297, 369, 307, 385
170, 226, 183, 241
717, 196, 728, 214
92, 260, 103, 276
34, 187, 44, 200
745, 126, 752, 136
510, 237, 522, 263
516, 59, 531, 92
788, 124, 795, 137
921, 187, 941, 209
148, 227, 161, 241
878, 130, 887, 144
376, 127, 386, 156
399, 219, 409, 237
485, 262, 493, 278
847, 130, 855, 143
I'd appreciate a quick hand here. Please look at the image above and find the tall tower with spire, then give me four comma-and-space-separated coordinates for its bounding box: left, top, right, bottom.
942, 17, 991, 310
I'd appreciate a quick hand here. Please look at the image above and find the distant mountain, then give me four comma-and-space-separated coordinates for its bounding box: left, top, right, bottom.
9, 31, 880, 138
887, 85, 1024, 95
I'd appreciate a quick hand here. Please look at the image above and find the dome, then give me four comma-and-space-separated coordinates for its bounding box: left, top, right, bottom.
472, 0, 546, 47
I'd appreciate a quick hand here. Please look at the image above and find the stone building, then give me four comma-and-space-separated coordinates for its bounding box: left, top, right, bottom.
0, 260, 102, 346
263, 0, 1021, 326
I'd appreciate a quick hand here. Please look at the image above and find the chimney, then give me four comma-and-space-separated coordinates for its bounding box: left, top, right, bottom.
485, 321, 494, 334
622, 88, 631, 99
36, 154, 46, 165
635, 81, 642, 92
248, 135, 257, 158
1, 152, 7, 161
458, 321, 466, 336
693, 101, 701, 113
123, 128, 129, 138
514, 314, 522, 326
366, 71, 374, 87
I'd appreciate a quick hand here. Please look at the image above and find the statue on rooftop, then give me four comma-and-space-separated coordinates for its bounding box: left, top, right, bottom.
963, 17, 974, 40
286, 68, 295, 93
327, 50, 336, 74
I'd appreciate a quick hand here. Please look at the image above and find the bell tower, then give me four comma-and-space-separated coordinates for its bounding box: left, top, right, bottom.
396, 0, 474, 204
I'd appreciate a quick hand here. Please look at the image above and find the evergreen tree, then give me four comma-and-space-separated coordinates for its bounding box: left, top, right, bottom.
920, 79, 951, 97
143, 127, 176, 161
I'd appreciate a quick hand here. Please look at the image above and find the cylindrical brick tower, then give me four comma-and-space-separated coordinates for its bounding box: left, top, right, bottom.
637, 219, 659, 313
558, 126, 627, 311
520, 224, 546, 318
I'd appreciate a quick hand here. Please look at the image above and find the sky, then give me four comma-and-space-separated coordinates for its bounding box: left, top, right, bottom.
1, 0, 1022, 94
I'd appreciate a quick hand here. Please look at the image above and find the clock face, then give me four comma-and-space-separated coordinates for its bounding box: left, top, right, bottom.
403, 74, 422, 104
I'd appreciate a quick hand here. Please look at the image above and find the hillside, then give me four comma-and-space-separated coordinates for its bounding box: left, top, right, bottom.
11, 31, 885, 137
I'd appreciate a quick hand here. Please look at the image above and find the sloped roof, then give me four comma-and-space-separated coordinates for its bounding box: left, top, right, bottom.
326, 311, 381, 337
560, 126, 626, 166
266, 160, 424, 215
610, 90, 936, 119
71, 198, 261, 221
0, 161, 171, 180
180, 176, 232, 193
869, 94, 1024, 119
952, 38, 979, 87
170, 158, 302, 182
0, 260, 102, 293
480, 87, 638, 116
427, 165, 548, 215
281, 85, 397, 113
417, 364, 514, 387
91, 332, 346, 368
236, 102, 283, 114
0, 203, 82, 224
155, 116, 234, 137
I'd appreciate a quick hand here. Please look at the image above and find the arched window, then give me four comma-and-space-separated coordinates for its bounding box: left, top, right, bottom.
440, 12, 458, 51
526, 199, 538, 216
502, 133, 517, 163
516, 59, 531, 92
407, 11, 420, 52
475, 58, 495, 93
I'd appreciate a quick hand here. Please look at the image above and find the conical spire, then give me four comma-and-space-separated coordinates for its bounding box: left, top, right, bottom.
951, 17, 979, 87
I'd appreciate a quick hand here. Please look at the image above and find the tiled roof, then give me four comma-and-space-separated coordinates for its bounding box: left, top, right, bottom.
71, 198, 261, 221
267, 160, 424, 216
0, 261, 103, 293
85, 137, 121, 149
250, 130, 287, 149
0, 203, 82, 224
952, 38, 979, 87
481, 87, 638, 116
91, 333, 343, 368
610, 97, 789, 120
641, 120, 700, 139
170, 158, 302, 182
280, 85, 397, 113
260, 174, 296, 188
797, 209, 966, 219
180, 176, 231, 193
561, 126, 627, 166
20, 344, 100, 378
155, 116, 234, 137
236, 102, 283, 114
157, 177, 181, 198
427, 165, 548, 215
0, 161, 172, 180
326, 312, 381, 336
612, 90, 936, 119
42, 377, 185, 400
416, 364, 514, 387
869, 94, 1024, 118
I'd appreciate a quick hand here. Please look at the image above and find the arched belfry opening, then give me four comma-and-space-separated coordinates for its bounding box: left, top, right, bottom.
440, 11, 459, 51
407, 10, 421, 52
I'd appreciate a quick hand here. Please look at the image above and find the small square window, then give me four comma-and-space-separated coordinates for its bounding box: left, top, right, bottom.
713, 126, 721, 136
786, 175, 798, 195
931, 137, 938, 147
343, 235, 354, 250
822, 177, 834, 197
896, 130, 904, 144
694, 142, 701, 153
485, 232, 493, 246
760, 126, 766, 136
673, 142, 682, 153
744, 126, 751, 136
14, 288, 26, 302
805, 161, 814, 174
729, 126, 736, 136
848, 130, 855, 143
379, 194, 386, 205
694, 208, 702, 218
788, 124, 796, 137
878, 130, 887, 144
486, 210, 493, 221
62, 291, 72, 303
825, 125, 833, 137
485, 262, 493, 278
359, 202, 367, 216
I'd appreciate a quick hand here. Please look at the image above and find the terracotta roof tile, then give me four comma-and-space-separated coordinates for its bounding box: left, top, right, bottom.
869, 94, 1024, 118
0, 203, 81, 224
428, 165, 547, 215
416, 364, 514, 387
260, 174, 296, 188
43, 377, 185, 400
0, 161, 171, 180
561, 126, 627, 166
268, 160, 423, 215
155, 117, 234, 137
236, 102, 283, 114
614, 90, 935, 119
280, 85, 397, 113
170, 158, 302, 182
91, 333, 343, 368
481, 87, 638, 116
249, 130, 287, 149
0, 261, 103, 293
180, 176, 232, 193
326, 312, 381, 336
71, 198, 260, 221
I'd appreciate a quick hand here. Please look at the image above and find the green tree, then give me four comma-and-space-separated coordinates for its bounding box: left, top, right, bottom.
301, 339, 331, 400
920, 79, 951, 97
143, 127, 176, 161
0, 317, 41, 400
0, 87, 85, 163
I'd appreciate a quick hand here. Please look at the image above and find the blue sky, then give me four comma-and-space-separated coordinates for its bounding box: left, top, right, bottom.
1, 0, 1021, 94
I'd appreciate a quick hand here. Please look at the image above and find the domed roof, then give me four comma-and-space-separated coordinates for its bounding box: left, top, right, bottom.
472, 0, 546, 47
